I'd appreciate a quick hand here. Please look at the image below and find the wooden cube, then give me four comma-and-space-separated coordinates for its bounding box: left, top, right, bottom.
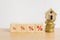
27, 24, 35, 32
10, 24, 18, 32
35, 24, 43, 32
19, 24, 27, 32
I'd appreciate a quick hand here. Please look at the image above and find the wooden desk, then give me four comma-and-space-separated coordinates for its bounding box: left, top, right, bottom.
0, 28, 60, 40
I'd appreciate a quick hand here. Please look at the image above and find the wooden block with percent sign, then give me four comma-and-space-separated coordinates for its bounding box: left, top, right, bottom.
10, 24, 18, 32
27, 24, 35, 32
35, 24, 43, 32
10, 24, 43, 32
19, 24, 27, 32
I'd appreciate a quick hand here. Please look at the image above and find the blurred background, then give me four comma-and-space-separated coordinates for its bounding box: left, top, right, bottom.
0, 0, 59, 28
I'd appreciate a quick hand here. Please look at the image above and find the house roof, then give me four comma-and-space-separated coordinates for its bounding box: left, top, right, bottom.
46, 8, 57, 15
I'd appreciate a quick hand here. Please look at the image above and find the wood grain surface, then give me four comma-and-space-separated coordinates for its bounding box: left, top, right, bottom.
0, 28, 60, 40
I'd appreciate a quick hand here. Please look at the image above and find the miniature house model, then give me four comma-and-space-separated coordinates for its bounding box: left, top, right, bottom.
45, 8, 57, 21
45, 8, 57, 32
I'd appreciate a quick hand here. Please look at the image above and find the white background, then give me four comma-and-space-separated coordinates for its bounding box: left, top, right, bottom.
0, 0, 60, 28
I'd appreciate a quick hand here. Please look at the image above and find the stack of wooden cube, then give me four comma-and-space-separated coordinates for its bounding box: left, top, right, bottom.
10, 24, 43, 32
